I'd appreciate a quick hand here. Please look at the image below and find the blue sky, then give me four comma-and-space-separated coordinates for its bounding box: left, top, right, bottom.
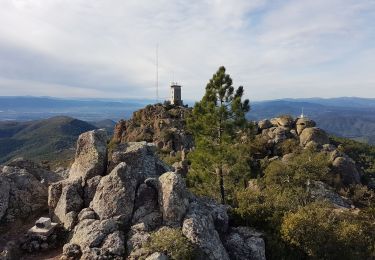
0, 0, 374, 101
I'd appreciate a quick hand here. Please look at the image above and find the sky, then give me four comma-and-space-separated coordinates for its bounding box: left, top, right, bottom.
0, 0, 374, 101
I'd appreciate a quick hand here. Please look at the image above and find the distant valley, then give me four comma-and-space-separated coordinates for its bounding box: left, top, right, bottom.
0, 116, 115, 167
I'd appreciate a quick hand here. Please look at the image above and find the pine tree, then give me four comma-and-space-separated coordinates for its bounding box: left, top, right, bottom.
187, 66, 250, 204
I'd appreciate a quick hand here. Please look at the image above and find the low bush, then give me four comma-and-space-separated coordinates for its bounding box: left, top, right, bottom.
144, 227, 196, 260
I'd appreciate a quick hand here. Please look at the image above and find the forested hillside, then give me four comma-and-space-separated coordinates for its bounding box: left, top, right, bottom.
0, 116, 96, 167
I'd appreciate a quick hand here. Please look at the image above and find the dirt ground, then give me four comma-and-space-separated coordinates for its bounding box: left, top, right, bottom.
0, 213, 63, 260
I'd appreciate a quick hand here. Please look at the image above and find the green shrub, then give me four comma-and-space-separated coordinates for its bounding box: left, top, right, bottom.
145, 227, 196, 260
161, 151, 182, 166
281, 202, 375, 259
278, 138, 301, 155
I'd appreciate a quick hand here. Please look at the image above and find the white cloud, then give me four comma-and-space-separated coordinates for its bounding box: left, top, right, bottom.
0, 0, 374, 101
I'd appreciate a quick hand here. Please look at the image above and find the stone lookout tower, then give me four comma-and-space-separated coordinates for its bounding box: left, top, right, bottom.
170, 83, 183, 106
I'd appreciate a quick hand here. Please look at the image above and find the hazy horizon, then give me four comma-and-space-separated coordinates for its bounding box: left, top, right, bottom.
1, 94, 375, 104
0, 0, 374, 100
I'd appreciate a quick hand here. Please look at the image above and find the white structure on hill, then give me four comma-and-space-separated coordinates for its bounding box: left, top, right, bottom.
170, 83, 183, 106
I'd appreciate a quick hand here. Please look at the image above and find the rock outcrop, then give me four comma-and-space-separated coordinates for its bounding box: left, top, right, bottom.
49, 129, 108, 230
112, 104, 193, 152
44, 127, 266, 259
255, 116, 362, 187
91, 162, 140, 223
0, 165, 48, 222
8, 158, 62, 184
157, 172, 190, 227
299, 127, 329, 147
296, 117, 316, 135
108, 142, 172, 176
182, 200, 230, 260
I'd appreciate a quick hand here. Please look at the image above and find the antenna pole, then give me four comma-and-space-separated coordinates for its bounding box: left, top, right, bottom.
156, 44, 159, 103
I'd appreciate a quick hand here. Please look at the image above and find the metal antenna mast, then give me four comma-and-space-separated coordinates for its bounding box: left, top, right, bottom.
156, 44, 159, 103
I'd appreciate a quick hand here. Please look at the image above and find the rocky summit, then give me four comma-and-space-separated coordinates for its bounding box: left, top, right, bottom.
51, 129, 264, 260
255, 116, 361, 187
0, 107, 371, 260
113, 104, 194, 152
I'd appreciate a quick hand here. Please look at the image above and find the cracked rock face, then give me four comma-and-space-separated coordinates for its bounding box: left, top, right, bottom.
158, 172, 190, 227
68, 129, 108, 182
182, 201, 230, 260
91, 162, 141, 223
0, 165, 47, 223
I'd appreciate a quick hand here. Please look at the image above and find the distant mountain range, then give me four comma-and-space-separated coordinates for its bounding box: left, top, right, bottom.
0, 96, 150, 121
0, 97, 374, 166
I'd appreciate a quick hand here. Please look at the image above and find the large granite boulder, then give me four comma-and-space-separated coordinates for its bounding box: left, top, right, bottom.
299, 127, 329, 146
157, 172, 190, 227
295, 117, 316, 135
275, 115, 294, 128
332, 157, 361, 185
109, 142, 172, 176
182, 201, 230, 260
0, 166, 47, 222
257, 119, 272, 130
91, 162, 141, 223
53, 179, 83, 230
224, 227, 266, 260
68, 129, 108, 182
